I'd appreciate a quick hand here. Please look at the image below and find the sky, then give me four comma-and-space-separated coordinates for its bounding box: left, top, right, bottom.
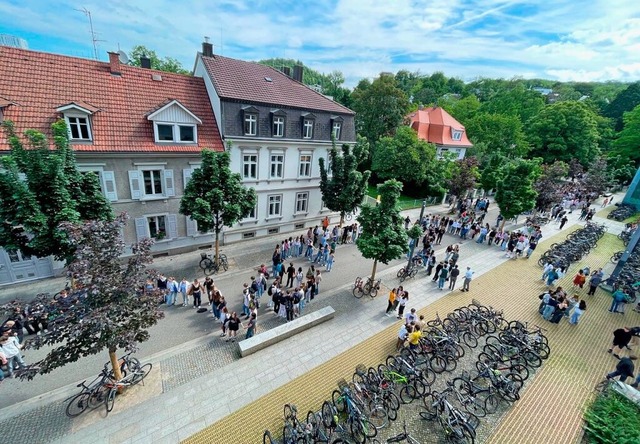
1, 0, 640, 87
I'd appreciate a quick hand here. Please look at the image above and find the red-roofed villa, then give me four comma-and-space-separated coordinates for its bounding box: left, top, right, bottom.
408, 106, 472, 160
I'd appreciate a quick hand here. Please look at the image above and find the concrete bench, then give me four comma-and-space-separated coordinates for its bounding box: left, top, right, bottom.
238, 306, 335, 357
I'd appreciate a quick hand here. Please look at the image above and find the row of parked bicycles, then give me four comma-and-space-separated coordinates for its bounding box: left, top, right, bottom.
262, 300, 550, 443
606, 203, 637, 222
537, 222, 606, 270
65, 352, 152, 418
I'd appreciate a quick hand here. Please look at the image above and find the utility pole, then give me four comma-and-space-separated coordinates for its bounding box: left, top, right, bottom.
76, 7, 102, 60
406, 200, 427, 270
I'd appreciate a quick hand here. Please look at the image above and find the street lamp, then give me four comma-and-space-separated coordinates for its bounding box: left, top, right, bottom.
406, 199, 427, 270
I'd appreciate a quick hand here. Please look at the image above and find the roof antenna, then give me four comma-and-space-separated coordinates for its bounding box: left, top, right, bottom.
75, 7, 103, 60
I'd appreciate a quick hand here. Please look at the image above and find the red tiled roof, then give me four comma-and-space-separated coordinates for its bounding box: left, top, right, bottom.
200, 55, 354, 115
0, 46, 223, 153
409, 107, 473, 147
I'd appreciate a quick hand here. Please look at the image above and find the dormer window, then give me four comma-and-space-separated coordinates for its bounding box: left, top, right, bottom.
242, 105, 260, 136
56, 102, 99, 142
147, 99, 202, 144
301, 112, 316, 139
271, 109, 286, 138
330, 115, 344, 141
451, 129, 463, 141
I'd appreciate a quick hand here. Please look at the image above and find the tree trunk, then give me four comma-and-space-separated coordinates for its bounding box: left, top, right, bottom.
370, 259, 378, 282
499, 218, 506, 232
109, 348, 124, 393
339, 213, 344, 228
214, 214, 220, 262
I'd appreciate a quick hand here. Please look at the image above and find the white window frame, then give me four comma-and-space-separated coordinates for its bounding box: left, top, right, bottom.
269, 153, 285, 179
273, 116, 285, 137
303, 119, 314, 139
242, 153, 258, 180
299, 152, 312, 178
295, 192, 309, 214
64, 113, 92, 141
244, 113, 257, 136
267, 194, 283, 218
77, 164, 118, 202
153, 122, 197, 143
142, 169, 164, 197
332, 121, 342, 140
147, 214, 168, 240
451, 129, 462, 141
129, 164, 175, 200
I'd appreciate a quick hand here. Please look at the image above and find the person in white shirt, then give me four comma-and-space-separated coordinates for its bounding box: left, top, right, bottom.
396, 323, 408, 351
404, 308, 418, 325
0, 335, 26, 378
461, 267, 474, 292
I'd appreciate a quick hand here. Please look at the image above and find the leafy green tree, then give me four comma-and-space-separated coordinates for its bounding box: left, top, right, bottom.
534, 161, 568, 211
351, 74, 410, 144
371, 126, 437, 183
581, 157, 614, 195
412, 72, 451, 105
128, 45, 190, 74
526, 101, 601, 165
439, 95, 481, 126
465, 113, 529, 158
605, 81, 640, 130
494, 159, 541, 228
607, 154, 636, 186
0, 214, 164, 381
0, 120, 113, 262
567, 158, 584, 181
610, 104, 640, 166
394, 70, 423, 98
478, 153, 510, 192
356, 180, 408, 281
480, 83, 545, 125
180, 150, 256, 261
319, 141, 371, 226
446, 157, 480, 203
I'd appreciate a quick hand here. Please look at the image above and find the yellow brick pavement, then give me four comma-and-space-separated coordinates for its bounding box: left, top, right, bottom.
184, 226, 631, 444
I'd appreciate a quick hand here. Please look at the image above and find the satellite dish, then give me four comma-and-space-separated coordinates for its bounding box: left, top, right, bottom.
118, 50, 129, 64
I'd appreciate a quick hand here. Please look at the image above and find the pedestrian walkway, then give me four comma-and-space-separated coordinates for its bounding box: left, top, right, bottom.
1, 193, 629, 443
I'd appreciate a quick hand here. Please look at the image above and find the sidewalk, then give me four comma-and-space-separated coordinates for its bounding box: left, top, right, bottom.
1, 193, 626, 443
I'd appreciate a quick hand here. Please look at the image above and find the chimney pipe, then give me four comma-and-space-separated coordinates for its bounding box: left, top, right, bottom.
140, 55, 151, 69
283, 66, 291, 77
202, 40, 214, 57
292, 64, 303, 82
108, 51, 121, 75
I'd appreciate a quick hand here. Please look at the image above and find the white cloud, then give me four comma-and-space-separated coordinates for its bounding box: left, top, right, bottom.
2, 0, 640, 85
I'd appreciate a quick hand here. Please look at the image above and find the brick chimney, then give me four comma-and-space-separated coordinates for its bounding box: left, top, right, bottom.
202, 38, 213, 57
108, 51, 121, 75
292, 64, 303, 82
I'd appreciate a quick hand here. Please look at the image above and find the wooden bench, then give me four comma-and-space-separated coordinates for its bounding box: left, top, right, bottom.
238, 306, 335, 357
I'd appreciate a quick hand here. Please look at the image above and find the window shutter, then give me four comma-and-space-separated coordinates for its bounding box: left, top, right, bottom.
182, 169, 193, 193
128, 170, 142, 200
102, 171, 118, 201
167, 214, 178, 239
163, 169, 175, 197
186, 216, 198, 237
134, 217, 148, 241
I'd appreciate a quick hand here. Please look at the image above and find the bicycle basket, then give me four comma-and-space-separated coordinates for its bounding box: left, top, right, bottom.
355, 364, 367, 376
200, 252, 208, 259
337, 378, 349, 390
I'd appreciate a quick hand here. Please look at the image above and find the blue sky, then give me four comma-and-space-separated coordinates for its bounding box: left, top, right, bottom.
1, 0, 639, 87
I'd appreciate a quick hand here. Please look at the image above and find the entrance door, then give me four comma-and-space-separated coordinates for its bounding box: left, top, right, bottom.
0, 248, 53, 285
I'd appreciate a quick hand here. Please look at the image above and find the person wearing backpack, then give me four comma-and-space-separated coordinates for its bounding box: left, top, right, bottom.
609, 288, 629, 314
438, 265, 449, 290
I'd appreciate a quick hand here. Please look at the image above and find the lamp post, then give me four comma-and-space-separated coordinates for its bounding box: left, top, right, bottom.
406, 199, 427, 270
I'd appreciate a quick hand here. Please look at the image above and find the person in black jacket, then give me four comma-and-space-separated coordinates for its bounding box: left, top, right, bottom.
608, 327, 633, 359
606, 357, 635, 382
448, 265, 460, 291
432, 262, 444, 282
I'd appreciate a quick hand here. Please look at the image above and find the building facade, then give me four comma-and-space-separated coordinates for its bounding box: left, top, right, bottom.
0, 46, 224, 284
193, 42, 356, 243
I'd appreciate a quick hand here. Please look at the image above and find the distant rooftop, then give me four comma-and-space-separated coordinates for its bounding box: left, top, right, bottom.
0, 34, 28, 49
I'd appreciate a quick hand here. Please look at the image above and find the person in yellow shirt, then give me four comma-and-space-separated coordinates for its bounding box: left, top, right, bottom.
408, 325, 422, 351
385, 288, 397, 316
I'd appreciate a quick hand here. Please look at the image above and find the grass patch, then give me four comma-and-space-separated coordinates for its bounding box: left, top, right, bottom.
621, 213, 640, 224
366, 185, 439, 210
583, 387, 640, 444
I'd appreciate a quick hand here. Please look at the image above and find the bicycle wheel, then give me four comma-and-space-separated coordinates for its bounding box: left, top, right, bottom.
368, 406, 388, 429
463, 397, 486, 418
383, 392, 401, 417
353, 417, 377, 440
509, 362, 530, 380
533, 342, 551, 360
444, 355, 458, 372
400, 384, 418, 403
220, 254, 229, 271
332, 390, 346, 412
522, 351, 542, 368
483, 392, 500, 414
88, 385, 108, 409
65, 393, 90, 418
321, 401, 335, 428
422, 392, 439, 419
461, 331, 478, 349
105, 388, 117, 413
448, 420, 476, 444
430, 355, 447, 373
282, 424, 296, 443
131, 363, 152, 385
263, 430, 275, 444
369, 285, 379, 298
353, 285, 364, 299
397, 268, 407, 280
199, 258, 211, 272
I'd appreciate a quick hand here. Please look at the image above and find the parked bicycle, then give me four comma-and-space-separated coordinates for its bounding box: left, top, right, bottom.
199, 252, 228, 276
353, 276, 381, 298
